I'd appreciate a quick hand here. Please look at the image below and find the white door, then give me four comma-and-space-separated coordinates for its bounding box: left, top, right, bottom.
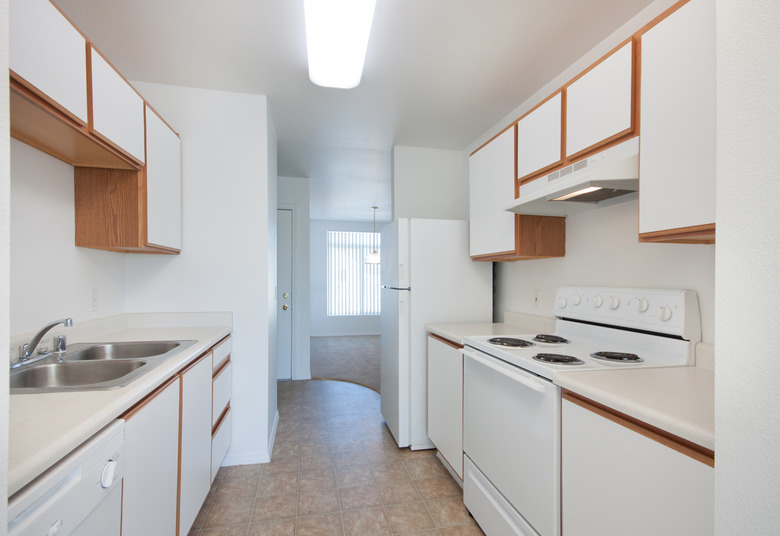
277, 209, 293, 380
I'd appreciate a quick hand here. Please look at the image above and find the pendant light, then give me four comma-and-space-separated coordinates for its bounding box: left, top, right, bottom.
364, 206, 381, 264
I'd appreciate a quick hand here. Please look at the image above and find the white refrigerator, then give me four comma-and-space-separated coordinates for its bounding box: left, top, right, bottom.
380, 218, 492, 449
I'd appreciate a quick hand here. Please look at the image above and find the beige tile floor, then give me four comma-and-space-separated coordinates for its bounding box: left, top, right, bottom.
188, 380, 484, 536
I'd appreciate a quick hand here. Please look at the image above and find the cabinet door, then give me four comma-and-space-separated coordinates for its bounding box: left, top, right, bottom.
180, 353, 214, 536
90, 47, 146, 164
566, 41, 634, 157
516, 93, 562, 180
639, 0, 715, 238
122, 379, 180, 536
9, 0, 88, 124
145, 105, 182, 250
469, 127, 516, 257
562, 398, 713, 536
427, 336, 463, 479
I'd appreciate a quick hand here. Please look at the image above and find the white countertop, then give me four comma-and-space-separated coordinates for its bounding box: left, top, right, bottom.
9, 325, 231, 496
426, 320, 714, 452
554, 365, 714, 450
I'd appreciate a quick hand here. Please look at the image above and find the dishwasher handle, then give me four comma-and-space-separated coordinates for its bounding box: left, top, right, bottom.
463, 347, 547, 393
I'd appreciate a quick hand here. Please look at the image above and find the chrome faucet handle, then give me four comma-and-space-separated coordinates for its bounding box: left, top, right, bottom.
53, 335, 67, 353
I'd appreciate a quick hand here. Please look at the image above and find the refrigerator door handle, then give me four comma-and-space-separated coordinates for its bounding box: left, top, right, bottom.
382, 286, 412, 291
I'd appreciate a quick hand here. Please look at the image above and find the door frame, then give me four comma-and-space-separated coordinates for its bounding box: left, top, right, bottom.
277, 203, 311, 380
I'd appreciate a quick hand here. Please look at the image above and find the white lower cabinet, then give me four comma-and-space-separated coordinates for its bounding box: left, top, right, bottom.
121, 335, 232, 535
122, 379, 181, 536
562, 395, 714, 536
179, 352, 214, 535
427, 335, 463, 479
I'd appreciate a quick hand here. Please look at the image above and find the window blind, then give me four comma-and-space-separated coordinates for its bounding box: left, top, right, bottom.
327, 231, 381, 316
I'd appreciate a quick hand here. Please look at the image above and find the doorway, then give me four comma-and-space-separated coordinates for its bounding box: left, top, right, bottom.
277, 208, 293, 380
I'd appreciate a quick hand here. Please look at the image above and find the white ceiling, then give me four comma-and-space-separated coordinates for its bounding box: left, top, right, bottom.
54, 0, 654, 222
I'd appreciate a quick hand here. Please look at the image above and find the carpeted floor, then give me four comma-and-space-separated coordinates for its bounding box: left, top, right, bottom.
310, 336, 381, 393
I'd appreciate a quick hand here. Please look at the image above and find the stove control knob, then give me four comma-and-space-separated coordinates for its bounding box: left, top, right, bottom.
637, 298, 650, 313
572, 294, 582, 306
660, 305, 672, 321
593, 295, 603, 308
557, 297, 567, 309
609, 296, 620, 310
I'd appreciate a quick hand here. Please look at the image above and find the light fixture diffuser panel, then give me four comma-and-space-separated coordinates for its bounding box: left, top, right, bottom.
305, 0, 377, 88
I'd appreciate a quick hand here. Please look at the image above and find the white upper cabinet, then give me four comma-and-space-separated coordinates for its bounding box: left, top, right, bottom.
90, 47, 146, 164
469, 127, 517, 258
639, 0, 715, 240
566, 41, 634, 158
145, 105, 182, 250
10, 0, 88, 123
516, 93, 563, 180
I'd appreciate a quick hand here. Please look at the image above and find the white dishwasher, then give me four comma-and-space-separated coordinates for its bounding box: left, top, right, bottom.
8, 420, 125, 536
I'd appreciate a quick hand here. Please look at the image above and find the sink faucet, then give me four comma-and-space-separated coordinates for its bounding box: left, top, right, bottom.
12, 318, 73, 369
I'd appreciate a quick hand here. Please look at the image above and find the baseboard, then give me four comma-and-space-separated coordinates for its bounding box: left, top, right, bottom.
220, 410, 278, 466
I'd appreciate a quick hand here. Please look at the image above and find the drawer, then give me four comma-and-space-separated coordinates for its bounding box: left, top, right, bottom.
212, 361, 232, 427
213, 337, 232, 372
211, 409, 231, 484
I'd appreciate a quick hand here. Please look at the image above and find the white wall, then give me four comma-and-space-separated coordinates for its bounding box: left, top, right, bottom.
278, 176, 311, 380
310, 219, 382, 337
495, 200, 715, 343
125, 82, 277, 465
9, 140, 126, 334
715, 0, 780, 532
1, 0, 10, 525
265, 105, 278, 444
392, 145, 469, 220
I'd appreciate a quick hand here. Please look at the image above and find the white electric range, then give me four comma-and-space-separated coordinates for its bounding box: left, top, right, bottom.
461, 286, 701, 536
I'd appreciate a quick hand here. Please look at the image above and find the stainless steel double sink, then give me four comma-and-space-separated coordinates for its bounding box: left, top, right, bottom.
10, 340, 196, 394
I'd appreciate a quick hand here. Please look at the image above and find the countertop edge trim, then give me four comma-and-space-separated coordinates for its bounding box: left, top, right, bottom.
428, 332, 464, 350
562, 390, 715, 467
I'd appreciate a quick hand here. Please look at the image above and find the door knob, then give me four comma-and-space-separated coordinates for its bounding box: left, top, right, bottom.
282, 304, 289, 311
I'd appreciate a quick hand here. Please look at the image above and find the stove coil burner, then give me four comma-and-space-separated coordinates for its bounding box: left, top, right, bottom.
487, 337, 535, 348
590, 351, 644, 363
533, 334, 570, 344
533, 353, 584, 365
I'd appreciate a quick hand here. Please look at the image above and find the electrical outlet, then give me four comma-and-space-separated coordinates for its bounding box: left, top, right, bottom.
533, 289, 540, 309
89, 288, 98, 312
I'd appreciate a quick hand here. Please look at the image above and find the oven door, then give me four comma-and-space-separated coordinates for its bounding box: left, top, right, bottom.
463, 347, 561, 536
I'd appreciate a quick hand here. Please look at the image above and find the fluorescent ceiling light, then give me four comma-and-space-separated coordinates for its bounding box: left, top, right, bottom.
304, 0, 377, 89
552, 186, 602, 202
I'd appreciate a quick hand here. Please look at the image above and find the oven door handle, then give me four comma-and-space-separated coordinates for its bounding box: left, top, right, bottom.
464, 347, 547, 393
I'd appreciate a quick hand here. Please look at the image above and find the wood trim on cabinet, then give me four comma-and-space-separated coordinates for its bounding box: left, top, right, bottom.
10, 70, 87, 128
213, 356, 231, 379
85, 41, 93, 132
428, 333, 464, 350
212, 403, 231, 437
638, 223, 715, 244
176, 372, 185, 536
121, 375, 179, 420
563, 390, 715, 467
638, 0, 691, 36
470, 121, 517, 157
9, 80, 139, 170
518, 132, 639, 187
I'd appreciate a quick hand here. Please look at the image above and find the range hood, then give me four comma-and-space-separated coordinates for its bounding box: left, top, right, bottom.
504, 137, 639, 217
